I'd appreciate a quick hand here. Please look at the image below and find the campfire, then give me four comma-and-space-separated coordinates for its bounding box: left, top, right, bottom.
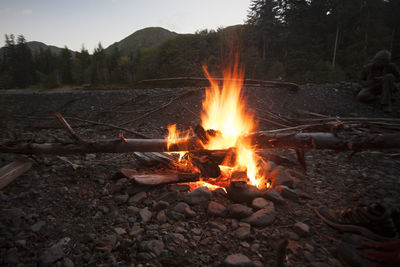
165, 57, 270, 191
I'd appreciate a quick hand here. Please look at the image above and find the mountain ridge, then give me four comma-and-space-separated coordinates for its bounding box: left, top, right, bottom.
0, 27, 179, 57
105, 27, 179, 55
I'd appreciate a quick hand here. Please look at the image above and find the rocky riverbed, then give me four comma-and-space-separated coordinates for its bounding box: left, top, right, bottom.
0, 84, 399, 266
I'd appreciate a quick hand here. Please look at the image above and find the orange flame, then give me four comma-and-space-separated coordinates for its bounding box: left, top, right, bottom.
167, 124, 189, 161
201, 56, 263, 188
166, 53, 266, 189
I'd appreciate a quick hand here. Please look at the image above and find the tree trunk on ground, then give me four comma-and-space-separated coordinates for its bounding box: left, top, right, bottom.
1, 132, 400, 155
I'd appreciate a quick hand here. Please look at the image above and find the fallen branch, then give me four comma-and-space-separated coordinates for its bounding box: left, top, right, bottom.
1, 132, 400, 155
0, 158, 32, 189
137, 77, 299, 91
55, 113, 83, 142
118, 89, 198, 127
64, 116, 151, 139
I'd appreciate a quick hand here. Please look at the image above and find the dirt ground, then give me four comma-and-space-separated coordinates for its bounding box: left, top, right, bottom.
0, 83, 399, 266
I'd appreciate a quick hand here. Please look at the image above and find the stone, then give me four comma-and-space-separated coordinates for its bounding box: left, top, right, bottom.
213, 187, 228, 197
251, 197, 271, 210
137, 252, 153, 261
229, 204, 253, 219
139, 207, 152, 223
114, 227, 127, 235
153, 200, 170, 211
156, 210, 167, 223
97, 205, 109, 214
157, 190, 179, 203
38, 243, 65, 266
293, 222, 310, 237
129, 223, 144, 236
223, 253, 253, 267
287, 231, 300, 241
250, 243, 260, 252
208, 221, 227, 232
191, 228, 202, 235
184, 186, 212, 205
243, 205, 276, 227
166, 209, 186, 221
63, 257, 75, 267
235, 226, 251, 240
127, 206, 139, 216
4, 248, 19, 265
129, 192, 147, 203
95, 234, 117, 252
270, 166, 294, 188
173, 202, 197, 217
0, 208, 26, 228
260, 188, 286, 205
142, 239, 164, 256
168, 184, 191, 191
275, 185, 299, 202
208, 201, 228, 217
15, 239, 27, 247
31, 220, 46, 232
226, 182, 260, 203
114, 194, 129, 204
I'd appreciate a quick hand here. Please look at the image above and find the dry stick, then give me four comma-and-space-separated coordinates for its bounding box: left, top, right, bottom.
178, 96, 200, 119
55, 113, 84, 142
256, 116, 291, 128
118, 98, 175, 127
13, 114, 152, 138
63, 116, 151, 139
298, 109, 330, 118
118, 88, 198, 127
137, 77, 300, 90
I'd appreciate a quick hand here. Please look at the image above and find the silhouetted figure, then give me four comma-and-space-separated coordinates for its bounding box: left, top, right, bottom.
357, 50, 400, 112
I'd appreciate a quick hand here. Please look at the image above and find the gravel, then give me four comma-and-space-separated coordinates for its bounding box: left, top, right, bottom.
0, 84, 399, 266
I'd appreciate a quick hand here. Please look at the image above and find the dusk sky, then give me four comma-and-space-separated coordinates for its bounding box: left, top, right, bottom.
0, 0, 251, 52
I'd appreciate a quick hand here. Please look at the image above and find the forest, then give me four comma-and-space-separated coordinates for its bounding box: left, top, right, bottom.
0, 0, 399, 89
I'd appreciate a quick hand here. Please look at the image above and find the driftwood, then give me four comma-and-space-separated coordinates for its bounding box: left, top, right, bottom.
121, 168, 199, 185
245, 131, 400, 151
0, 158, 32, 189
1, 132, 400, 155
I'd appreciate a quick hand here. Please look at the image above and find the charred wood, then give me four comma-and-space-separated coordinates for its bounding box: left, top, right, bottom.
121, 168, 199, 185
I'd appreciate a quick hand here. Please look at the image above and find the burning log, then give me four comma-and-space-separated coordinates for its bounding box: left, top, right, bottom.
2, 132, 400, 155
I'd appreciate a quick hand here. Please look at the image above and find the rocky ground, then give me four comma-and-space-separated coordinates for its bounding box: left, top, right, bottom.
0, 83, 399, 266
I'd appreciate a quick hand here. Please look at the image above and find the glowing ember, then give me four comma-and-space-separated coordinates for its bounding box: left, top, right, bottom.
180, 181, 228, 192
167, 53, 266, 190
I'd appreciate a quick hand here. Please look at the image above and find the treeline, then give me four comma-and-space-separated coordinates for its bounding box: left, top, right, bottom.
0, 34, 136, 89
0, 0, 399, 89
246, 0, 400, 82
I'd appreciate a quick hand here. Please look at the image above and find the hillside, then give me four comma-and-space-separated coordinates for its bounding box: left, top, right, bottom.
0, 41, 75, 56
26, 41, 75, 55
105, 27, 178, 56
